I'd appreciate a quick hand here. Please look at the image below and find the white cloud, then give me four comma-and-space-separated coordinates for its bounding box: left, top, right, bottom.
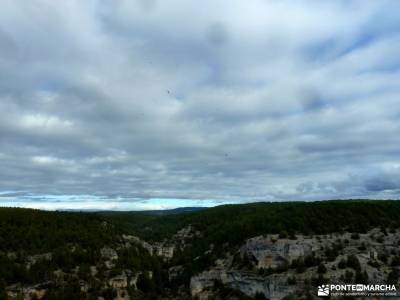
0, 0, 399, 208
20, 114, 74, 130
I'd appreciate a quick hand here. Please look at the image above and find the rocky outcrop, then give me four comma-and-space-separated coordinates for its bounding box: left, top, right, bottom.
153, 242, 175, 259
122, 234, 153, 255
241, 236, 314, 268
100, 247, 118, 260
121, 234, 175, 260
109, 275, 128, 289
191, 229, 400, 300
26, 253, 52, 269
7, 282, 52, 300
121, 225, 198, 261
190, 268, 294, 300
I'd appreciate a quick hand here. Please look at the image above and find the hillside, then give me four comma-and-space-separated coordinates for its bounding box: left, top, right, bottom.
1, 200, 400, 299
102, 200, 400, 292
0, 208, 161, 300
102, 200, 400, 248
0, 208, 122, 253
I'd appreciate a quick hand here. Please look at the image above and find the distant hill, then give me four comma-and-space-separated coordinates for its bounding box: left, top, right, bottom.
61, 207, 207, 214
100, 206, 207, 216
138, 206, 207, 215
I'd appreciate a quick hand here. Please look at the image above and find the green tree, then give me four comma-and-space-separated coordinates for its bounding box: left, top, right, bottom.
317, 263, 327, 274
391, 256, 400, 267
255, 292, 268, 300
355, 270, 368, 284
102, 287, 117, 300
287, 276, 297, 285
0, 280, 7, 300
347, 255, 361, 272
387, 269, 399, 284
136, 273, 155, 294
293, 258, 306, 273
345, 270, 354, 282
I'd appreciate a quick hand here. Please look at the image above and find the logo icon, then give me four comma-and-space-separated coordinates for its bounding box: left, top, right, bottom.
356, 284, 364, 292
318, 285, 330, 296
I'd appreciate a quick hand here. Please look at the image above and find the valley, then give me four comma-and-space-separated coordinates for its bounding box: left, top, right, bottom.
1, 200, 400, 299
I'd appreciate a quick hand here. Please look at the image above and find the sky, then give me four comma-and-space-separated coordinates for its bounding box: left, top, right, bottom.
1, 0, 400, 210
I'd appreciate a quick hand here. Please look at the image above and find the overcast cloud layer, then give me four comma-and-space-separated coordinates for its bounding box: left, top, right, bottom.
1, 0, 400, 210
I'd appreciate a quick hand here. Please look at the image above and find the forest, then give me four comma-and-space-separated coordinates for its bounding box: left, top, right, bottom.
1, 200, 400, 299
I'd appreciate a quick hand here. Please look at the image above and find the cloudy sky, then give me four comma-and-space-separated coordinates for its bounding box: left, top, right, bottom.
1, 0, 400, 210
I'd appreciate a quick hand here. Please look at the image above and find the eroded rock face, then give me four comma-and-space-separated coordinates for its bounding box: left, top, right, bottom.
221, 270, 271, 297
190, 230, 400, 300
100, 247, 118, 260
153, 243, 175, 259
190, 269, 220, 296
121, 225, 198, 261
109, 274, 128, 288
106, 272, 135, 300
241, 236, 314, 268
122, 234, 176, 259
122, 234, 153, 255
190, 268, 294, 299
174, 225, 196, 240
7, 282, 52, 300
26, 253, 52, 269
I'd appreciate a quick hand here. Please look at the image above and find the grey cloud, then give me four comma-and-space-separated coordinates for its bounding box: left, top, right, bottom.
0, 0, 400, 209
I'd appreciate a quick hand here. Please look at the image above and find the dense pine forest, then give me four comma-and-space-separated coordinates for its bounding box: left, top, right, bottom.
103, 200, 400, 242
101, 200, 400, 289
0, 208, 160, 299
1, 200, 400, 299
0, 209, 121, 253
